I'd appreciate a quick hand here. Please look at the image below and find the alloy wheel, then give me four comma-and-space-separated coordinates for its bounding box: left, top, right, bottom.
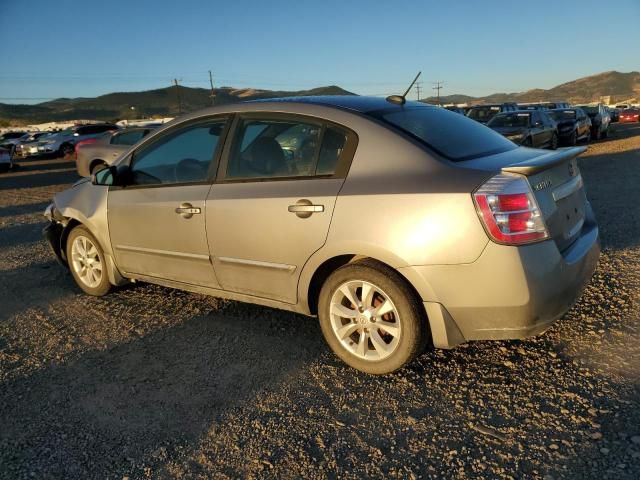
329, 280, 401, 361
70, 235, 103, 288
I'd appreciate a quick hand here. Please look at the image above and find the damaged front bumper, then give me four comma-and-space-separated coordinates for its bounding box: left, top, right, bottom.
42, 203, 67, 266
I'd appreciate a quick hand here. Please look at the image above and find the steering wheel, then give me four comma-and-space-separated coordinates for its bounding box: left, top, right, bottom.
174, 158, 206, 183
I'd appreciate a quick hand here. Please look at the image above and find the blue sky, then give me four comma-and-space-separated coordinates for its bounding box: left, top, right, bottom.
0, 0, 638, 104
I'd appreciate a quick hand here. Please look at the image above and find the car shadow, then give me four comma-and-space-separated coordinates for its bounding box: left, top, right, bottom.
0, 301, 324, 479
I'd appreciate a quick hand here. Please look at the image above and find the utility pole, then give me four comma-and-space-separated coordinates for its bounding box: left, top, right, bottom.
415, 81, 422, 101
173, 78, 182, 114
432, 81, 444, 105
208, 70, 216, 106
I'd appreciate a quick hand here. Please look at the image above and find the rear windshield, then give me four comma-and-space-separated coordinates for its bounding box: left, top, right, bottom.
551, 110, 577, 120
488, 112, 531, 128
466, 106, 502, 122
373, 106, 517, 161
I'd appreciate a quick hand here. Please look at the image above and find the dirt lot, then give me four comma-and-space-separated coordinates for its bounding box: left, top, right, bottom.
1, 124, 639, 479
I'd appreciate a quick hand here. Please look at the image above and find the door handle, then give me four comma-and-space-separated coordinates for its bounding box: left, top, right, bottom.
175, 202, 201, 219
288, 199, 324, 218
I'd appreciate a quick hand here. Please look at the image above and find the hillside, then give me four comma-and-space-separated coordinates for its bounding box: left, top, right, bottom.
422, 70, 640, 105
0, 85, 354, 125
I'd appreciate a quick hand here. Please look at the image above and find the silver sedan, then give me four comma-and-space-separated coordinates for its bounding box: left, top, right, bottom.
43, 96, 600, 373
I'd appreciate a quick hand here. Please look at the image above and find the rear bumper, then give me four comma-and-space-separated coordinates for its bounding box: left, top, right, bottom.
400, 214, 600, 345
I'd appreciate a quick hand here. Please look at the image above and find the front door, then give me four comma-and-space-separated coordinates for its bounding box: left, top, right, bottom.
108, 117, 229, 287
206, 115, 356, 303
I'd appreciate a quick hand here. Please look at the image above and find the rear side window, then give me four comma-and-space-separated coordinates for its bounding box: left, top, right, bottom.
225, 117, 349, 180
375, 106, 517, 161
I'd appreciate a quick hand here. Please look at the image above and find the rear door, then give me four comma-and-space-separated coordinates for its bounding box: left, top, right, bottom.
108, 117, 230, 287
206, 114, 357, 303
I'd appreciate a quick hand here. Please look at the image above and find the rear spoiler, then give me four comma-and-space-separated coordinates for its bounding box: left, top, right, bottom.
502, 146, 587, 176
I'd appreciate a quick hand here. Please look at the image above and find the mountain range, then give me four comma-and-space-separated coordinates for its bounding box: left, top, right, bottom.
421, 71, 640, 106
1, 71, 638, 126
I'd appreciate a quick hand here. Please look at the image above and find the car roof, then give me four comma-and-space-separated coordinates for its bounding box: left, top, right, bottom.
248, 95, 434, 114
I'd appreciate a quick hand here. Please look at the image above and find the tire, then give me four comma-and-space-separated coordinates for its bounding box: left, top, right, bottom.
602, 126, 609, 139
60, 143, 74, 158
585, 130, 592, 143
568, 130, 577, 146
593, 126, 601, 141
66, 225, 112, 296
522, 137, 533, 147
90, 161, 107, 176
550, 133, 558, 150
318, 260, 428, 374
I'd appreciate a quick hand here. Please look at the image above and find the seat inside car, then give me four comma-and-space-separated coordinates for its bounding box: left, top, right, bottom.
245, 137, 288, 176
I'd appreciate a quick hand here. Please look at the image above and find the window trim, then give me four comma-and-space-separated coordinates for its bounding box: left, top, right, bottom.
115, 115, 233, 190
216, 112, 358, 184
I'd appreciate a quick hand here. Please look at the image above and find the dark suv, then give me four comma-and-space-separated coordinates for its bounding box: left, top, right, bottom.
466, 103, 518, 124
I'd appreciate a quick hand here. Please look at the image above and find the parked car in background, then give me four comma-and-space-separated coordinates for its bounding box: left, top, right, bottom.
550, 108, 592, 145
0, 131, 28, 155
0, 146, 13, 172
466, 103, 518, 124
445, 106, 466, 115
619, 108, 640, 123
75, 126, 156, 176
487, 110, 558, 149
518, 102, 570, 110
607, 107, 620, 123
36, 123, 118, 157
13, 131, 52, 158
43, 96, 599, 373
575, 104, 611, 140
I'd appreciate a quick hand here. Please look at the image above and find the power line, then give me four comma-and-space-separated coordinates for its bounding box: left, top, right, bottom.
415, 81, 422, 101
432, 81, 444, 105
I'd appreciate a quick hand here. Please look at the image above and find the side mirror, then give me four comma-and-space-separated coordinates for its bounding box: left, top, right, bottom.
91, 165, 116, 186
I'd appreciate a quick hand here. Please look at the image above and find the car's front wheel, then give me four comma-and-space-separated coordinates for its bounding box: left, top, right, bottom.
318, 260, 428, 374
66, 225, 112, 296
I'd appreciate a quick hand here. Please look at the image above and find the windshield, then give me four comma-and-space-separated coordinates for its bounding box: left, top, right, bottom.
577, 106, 598, 114
488, 112, 531, 128
467, 106, 501, 122
551, 110, 577, 120
373, 105, 517, 161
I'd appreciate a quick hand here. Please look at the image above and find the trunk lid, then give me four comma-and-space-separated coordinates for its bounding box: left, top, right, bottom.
463, 146, 588, 252
503, 147, 587, 252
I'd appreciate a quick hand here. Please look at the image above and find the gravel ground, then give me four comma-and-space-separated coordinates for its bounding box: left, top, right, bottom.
1, 125, 639, 479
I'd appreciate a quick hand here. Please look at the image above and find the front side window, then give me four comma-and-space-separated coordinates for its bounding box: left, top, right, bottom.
226, 117, 346, 180
130, 119, 226, 185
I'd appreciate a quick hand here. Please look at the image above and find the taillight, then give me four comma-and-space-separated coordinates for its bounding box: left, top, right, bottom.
473, 173, 549, 245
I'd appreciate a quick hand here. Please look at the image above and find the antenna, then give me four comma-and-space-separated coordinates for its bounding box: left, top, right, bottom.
209, 70, 216, 106
173, 78, 183, 114
387, 71, 422, 105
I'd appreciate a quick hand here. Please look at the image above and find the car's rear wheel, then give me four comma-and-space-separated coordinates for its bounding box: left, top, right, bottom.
550, 133, 558, 150
593, 126, 601, 141
60, 143, 74, 158
66, 225, 111, 296
318, 260, 428, 374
